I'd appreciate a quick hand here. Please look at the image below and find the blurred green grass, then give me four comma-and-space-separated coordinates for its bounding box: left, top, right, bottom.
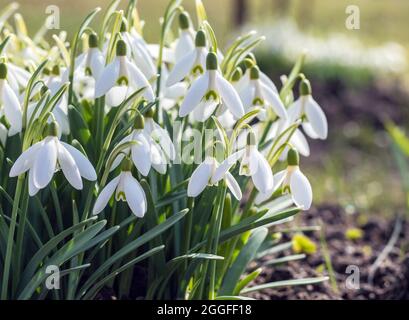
1, 0, 408, 48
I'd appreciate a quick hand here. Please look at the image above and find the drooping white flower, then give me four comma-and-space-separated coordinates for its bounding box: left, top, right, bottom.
45, 65, 70, 135
235, 54, 278, 94
93, 158, 147, 218
187, 150, 244, 200
256, 148, 312, 210
179, 52, 245, 122
239, 66, 287, 121
9, 122, 97, 196
0, 63, 23, 136
166, 30, 208, 87
6, 62, 31, 93
110, 114, 173, 175
95, 39, 155, 107
173, 12, 195, 64
73, 33, 105, 100
119, 22, 157, 80
287, 78, 328, 140
239, 132, 274, 194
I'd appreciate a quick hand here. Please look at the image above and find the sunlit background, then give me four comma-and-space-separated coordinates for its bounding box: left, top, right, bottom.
3, 0, 408, 217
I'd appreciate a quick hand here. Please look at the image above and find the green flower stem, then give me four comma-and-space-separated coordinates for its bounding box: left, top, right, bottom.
50, 180, 64, 232
13, 181, 29, 294
95, 96, 105, 152
208, 185, 227, 299
1, 175, 24, 300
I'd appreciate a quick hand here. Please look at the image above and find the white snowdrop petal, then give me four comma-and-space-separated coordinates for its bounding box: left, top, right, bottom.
302, 122, 320, 139
33, 138, 58, 189
290, 129, 310, 157
61, 142, 97, 181
123, 172, 147, 218
287, 98, 303, 124
28, 169, 39, 197
152, 122, 176, 161
131, 132, 152, 176
225, 172, 242, 201
187, 160, 213, 197
290, 168, 313, 210
126, 61, 155, 102
262, 83, 287, 120
106, 86, 129, 107
166, 50, 196, 87
175, 31, 195, 63
239, 86, 255, 112
260, 71, 278, 93
95, 59, 119, 98
251, 149, 274, 194
92, 175, 121, 215
109, 134, 132, 172
192, 99, 218, 122
9, 141, 43, 177
2, 82, 22, 134
211, 150, 245, 184
305, 96, 328, 139
215, 73, 245, 119
179, 73, 209, 117
57, 142, 83, 190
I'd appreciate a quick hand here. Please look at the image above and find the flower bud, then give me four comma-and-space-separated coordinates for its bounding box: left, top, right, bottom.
88, 33, 99, 48
299, 78, 312, 96
0, 63, 7, 80
195, 30, 206, 47
121, 157, 133, 171
116, 39, 127, 57
250, 66, 260, 80
287, 148, 300, 166
178, 12, 190, 30
231, 68, 243, 82
133, 113, 145, 129
45, 121, 59, 137
206, 52, 218, 70
144, 107, 155, 118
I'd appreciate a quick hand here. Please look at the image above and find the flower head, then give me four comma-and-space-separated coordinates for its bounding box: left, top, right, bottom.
179, 52, 244, 122
93, 158, 147, 217
95, 39, 155, 107
0, 63, 23, 136
287, 78, 328, 140
256, 148, 312, 210
10, 122, 97, 196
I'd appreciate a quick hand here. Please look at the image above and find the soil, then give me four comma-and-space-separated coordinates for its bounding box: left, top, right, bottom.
248, 204, 409, 300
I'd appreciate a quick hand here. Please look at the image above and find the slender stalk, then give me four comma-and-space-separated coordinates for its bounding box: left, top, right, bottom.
1, 175, 24, 300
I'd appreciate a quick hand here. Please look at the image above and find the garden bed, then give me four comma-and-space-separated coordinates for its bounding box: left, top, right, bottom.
248, 204, 409, 300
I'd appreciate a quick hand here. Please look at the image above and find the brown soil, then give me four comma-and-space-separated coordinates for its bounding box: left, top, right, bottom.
248, 204, 409, 300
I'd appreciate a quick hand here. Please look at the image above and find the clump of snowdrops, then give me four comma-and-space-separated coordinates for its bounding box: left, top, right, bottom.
0, 0, 329, 300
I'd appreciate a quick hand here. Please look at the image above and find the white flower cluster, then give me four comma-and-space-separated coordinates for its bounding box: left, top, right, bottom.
1, 5, 328, 220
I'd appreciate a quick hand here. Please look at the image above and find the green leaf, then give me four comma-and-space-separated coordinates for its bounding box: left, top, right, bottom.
240, 277, 329, 294
77, 208, 189, 298
233, 268, 262, 295
219, 228, 268, 295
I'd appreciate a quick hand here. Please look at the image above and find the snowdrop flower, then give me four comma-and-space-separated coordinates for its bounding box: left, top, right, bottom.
44, 65, 70, 135
110, 114, 171, 175
287, 78, 328, 140
239, 66, 287, 121
236, 54, 278, 94
9, 122, 97, 196
119, 22, 156, 80
95, 40, 155, 107
73, 33, 105, 99
93, 157, 147, 218
239, 132, 274, 194
6, 62, 31, 93
173, 12, 195, 64
166, 30, 208, 87
0, 63, 23, 136
256, 148, 312, 210
179, 52, 244, 122
187, 151, 244, 200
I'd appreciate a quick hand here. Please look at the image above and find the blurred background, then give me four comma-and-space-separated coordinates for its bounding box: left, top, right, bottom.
3, 0, 408, 218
